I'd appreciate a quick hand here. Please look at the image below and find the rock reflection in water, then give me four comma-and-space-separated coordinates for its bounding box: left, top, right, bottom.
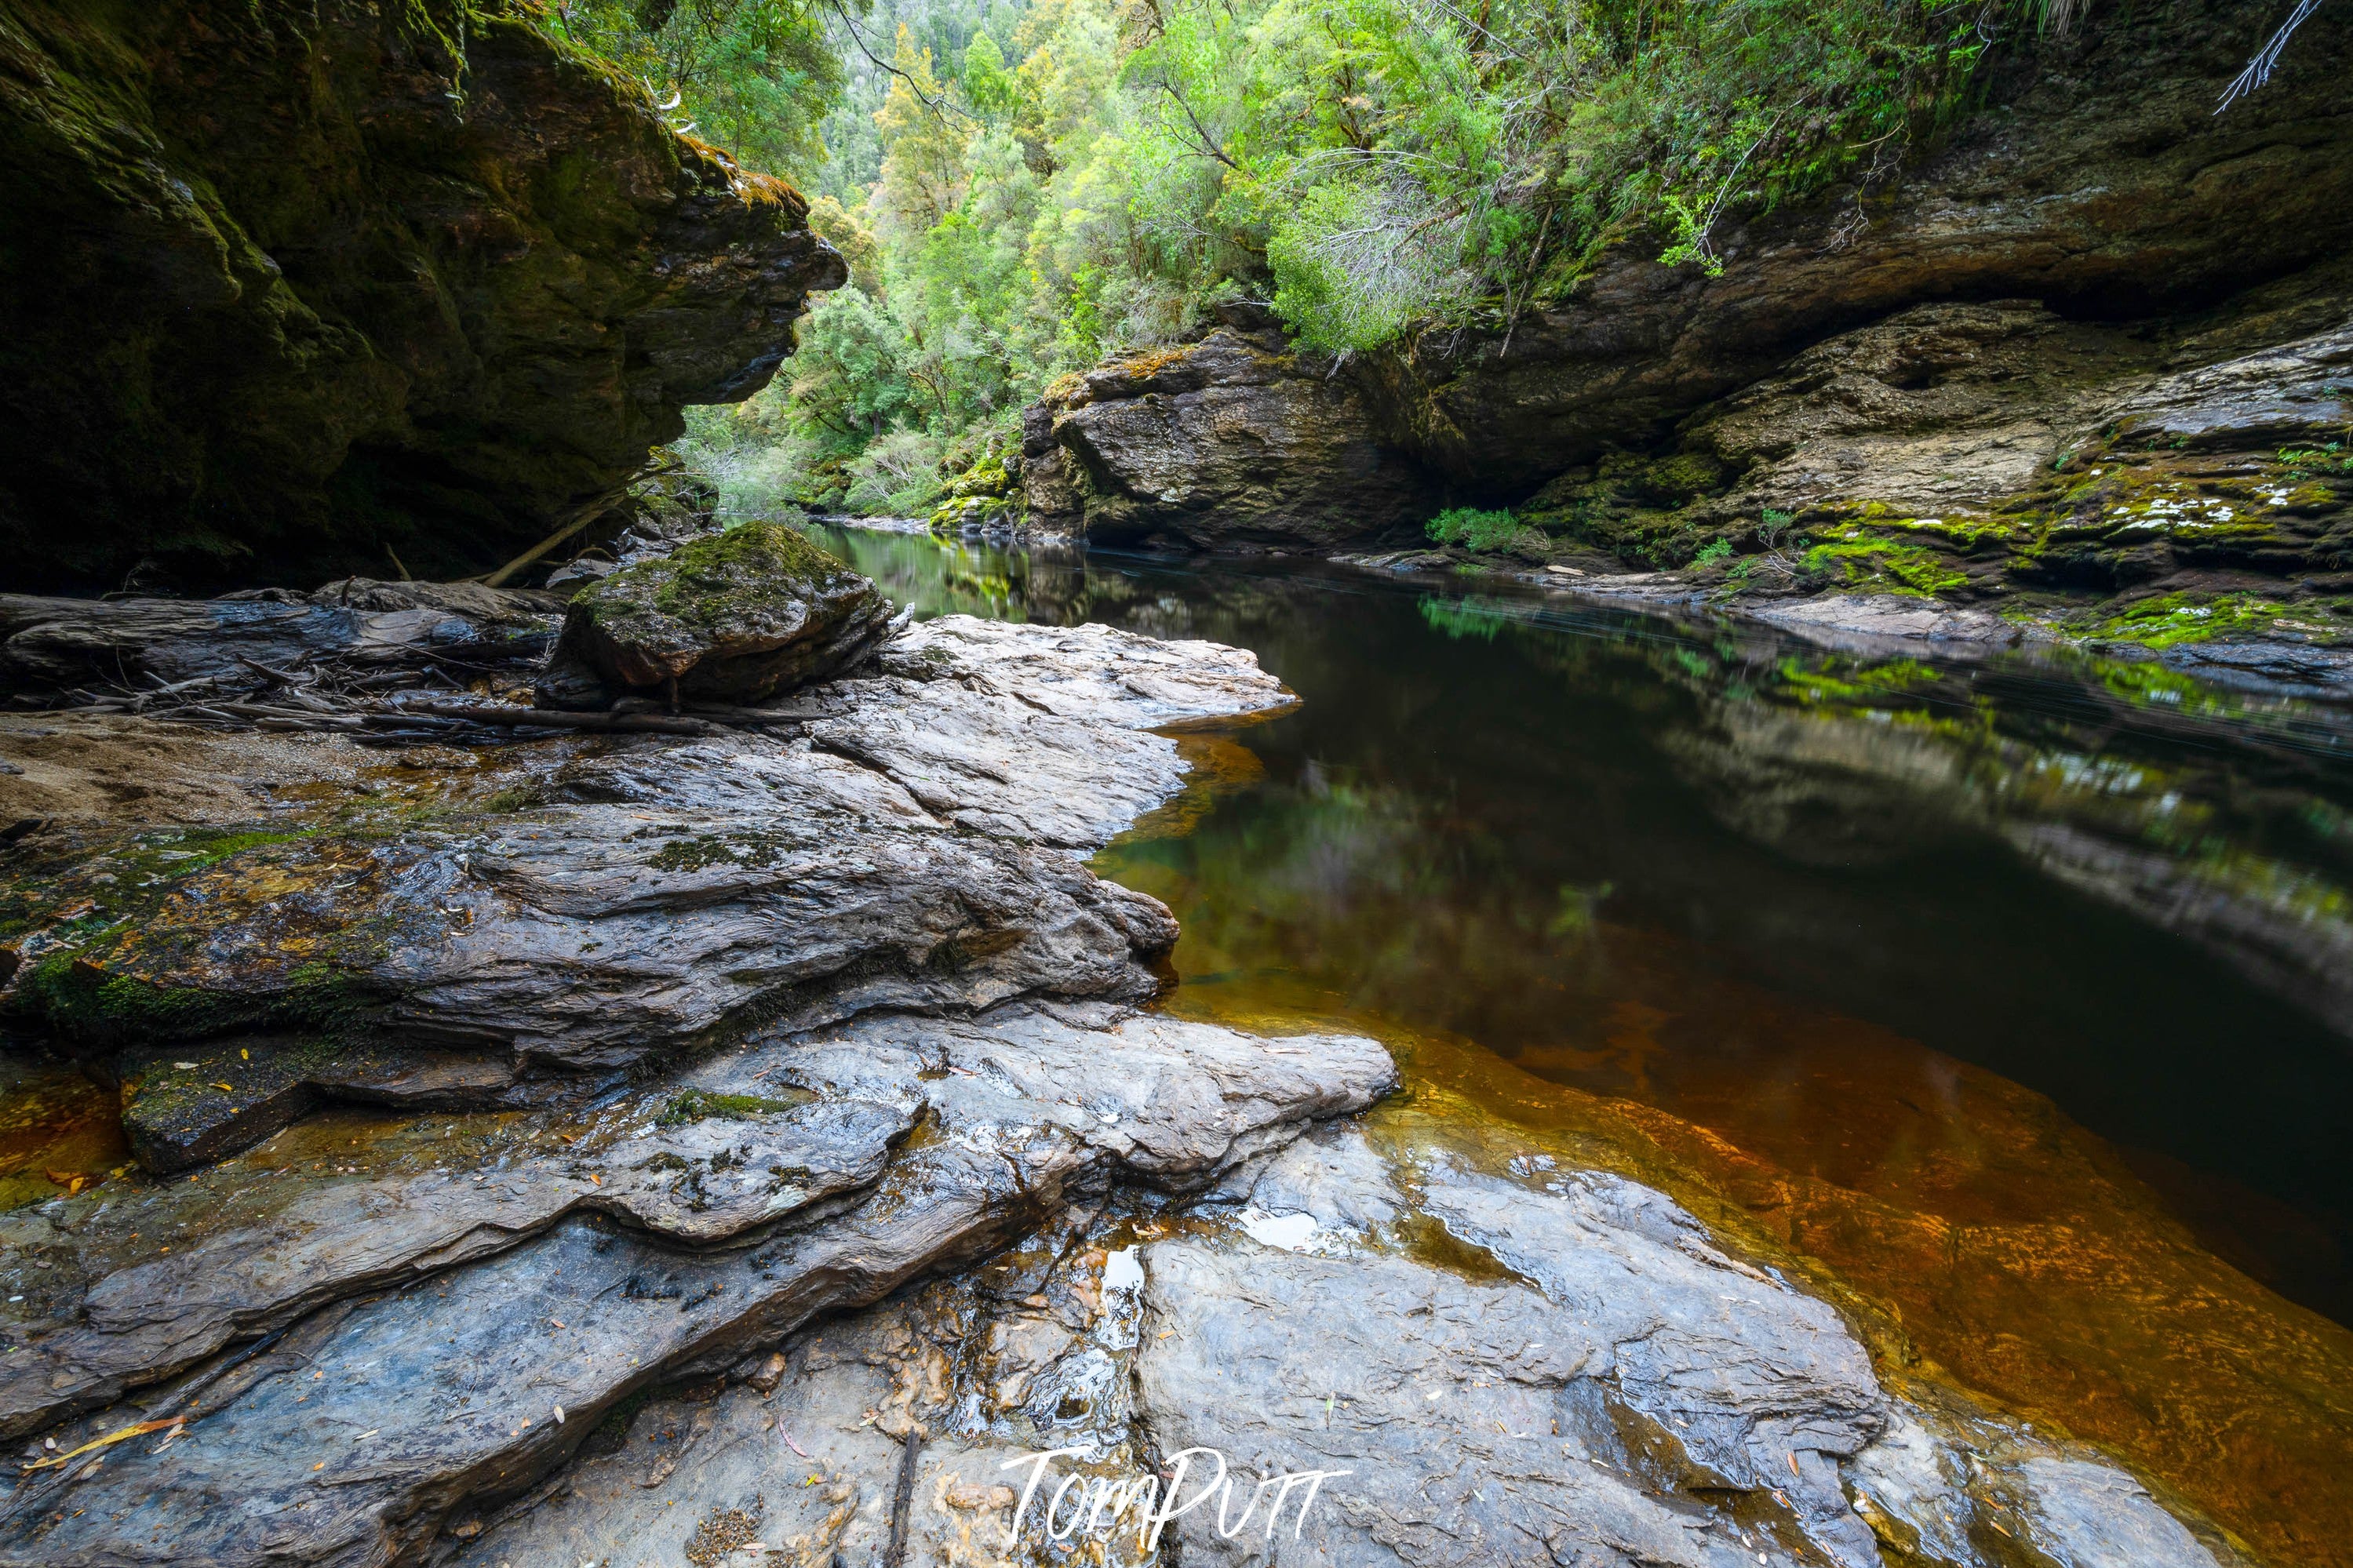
803, 522, 2353, 1565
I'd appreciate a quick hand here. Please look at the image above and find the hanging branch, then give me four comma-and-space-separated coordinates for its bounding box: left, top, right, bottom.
1156, 79, 1242, 170
825, 0, 979, 124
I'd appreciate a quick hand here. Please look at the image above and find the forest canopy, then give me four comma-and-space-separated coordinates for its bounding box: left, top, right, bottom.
541, 0, 2061, 516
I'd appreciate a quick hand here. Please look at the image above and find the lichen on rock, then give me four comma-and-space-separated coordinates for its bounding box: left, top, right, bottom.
541, 522, 896, 705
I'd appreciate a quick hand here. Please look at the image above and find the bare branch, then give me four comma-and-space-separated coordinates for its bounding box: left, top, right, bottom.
2217, 0, 2323, 112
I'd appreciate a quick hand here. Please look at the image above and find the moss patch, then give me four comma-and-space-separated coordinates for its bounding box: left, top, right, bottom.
657, 1089, 811, 1128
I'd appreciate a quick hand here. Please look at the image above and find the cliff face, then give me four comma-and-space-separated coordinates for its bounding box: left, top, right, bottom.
0, 0, 845, 591
1022, 0, 2353, 562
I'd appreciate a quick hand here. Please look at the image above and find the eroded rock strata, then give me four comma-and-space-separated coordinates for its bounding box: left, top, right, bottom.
0, 0, 847, 591
1019, 2, 2353, 682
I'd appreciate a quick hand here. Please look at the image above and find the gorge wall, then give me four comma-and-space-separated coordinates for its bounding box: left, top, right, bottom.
1021, 0, 2353, 577
0, 0, 845, 591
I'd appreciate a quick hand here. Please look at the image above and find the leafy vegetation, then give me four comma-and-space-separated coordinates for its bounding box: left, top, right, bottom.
546, 0, 2056, 516
1426, 507, 1523, 551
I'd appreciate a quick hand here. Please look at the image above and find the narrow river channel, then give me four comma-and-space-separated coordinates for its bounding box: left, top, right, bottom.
806, 518, 2353, 1563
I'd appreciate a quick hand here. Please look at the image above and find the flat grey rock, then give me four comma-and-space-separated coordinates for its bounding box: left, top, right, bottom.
0, 1006, 1394, 1565
0, 590, 559, 695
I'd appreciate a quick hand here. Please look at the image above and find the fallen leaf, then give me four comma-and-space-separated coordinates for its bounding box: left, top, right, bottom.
22, 1417, 182, 1471
211, 1082, 235, 1092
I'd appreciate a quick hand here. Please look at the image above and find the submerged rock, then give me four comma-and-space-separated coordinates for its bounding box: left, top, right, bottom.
1144, 1119, 2231, 1568
540, 522, 897, 708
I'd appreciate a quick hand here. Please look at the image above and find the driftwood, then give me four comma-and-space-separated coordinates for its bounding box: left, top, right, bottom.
609, 697, 827, 724
392, 701, 727, 737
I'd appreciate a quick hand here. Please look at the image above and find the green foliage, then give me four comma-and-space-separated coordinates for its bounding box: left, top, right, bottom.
1692, 537, 1734, 566
545, 0, 845, 175
1426, 507, 1522, 551
552, 0, 2044, 515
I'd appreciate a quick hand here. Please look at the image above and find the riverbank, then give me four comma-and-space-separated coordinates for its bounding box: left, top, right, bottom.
4, 559, 2324, 1564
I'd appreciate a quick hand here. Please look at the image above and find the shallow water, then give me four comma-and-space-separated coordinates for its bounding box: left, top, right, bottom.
806, 522, 2353, 1563
813, 525, 2353, 1308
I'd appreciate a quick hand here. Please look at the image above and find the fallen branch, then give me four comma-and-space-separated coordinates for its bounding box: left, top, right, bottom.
392, 700, 727, 737
612, 698, 825, 725
23, 1417, 182, 1472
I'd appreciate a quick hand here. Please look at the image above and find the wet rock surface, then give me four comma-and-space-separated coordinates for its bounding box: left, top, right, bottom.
0, 1004, 1394, 1564
440, 1111, 2238, 1568
541, 523, 897, 708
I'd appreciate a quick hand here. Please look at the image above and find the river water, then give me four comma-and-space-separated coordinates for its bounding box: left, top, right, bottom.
811, 524, 2353, 1306
804, 520, 2353, 1561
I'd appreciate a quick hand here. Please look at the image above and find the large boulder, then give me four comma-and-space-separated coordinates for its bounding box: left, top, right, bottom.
1024, 312, 1440, 549
0, 0, 847, 591
540, 522, 895, 706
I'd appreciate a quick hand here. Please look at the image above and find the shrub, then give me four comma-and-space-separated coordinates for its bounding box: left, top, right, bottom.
1426, 507, 1522, 551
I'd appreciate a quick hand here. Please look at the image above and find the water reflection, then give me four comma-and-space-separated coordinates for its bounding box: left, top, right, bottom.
806, 522, 2353, 1562
807, 522, 2353, 1320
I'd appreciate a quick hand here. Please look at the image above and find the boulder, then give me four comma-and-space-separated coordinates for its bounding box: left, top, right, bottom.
1025, 322, 1441, 550
539, 522, 896, 707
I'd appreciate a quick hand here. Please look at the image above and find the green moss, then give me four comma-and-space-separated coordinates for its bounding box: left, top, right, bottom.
1800, 534, 1970, 596
642, 831, 807, 872
657, 1089, 810, 1128
577, 521, 861, 630
16, 953, 384, 1045
2090, 591, 2292, 649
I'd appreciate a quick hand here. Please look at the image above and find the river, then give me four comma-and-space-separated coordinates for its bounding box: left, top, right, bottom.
804, 518, 2353, 1564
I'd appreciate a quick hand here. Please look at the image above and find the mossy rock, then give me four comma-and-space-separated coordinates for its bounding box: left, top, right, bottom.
543, 522, 895, 706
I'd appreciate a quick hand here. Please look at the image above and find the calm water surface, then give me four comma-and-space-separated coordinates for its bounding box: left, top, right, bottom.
807, 522, 2353, 1327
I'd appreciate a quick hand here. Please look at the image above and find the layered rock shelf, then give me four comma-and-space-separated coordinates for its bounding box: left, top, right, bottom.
0, 590, 2259, 1566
